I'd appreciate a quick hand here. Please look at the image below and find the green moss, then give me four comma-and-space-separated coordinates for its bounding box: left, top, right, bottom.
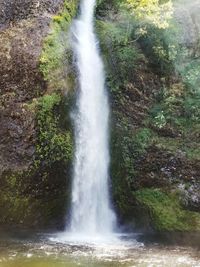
34, 93, 73, 168
0, 188, 30, 224
111, 118, 154, 219
0, 164, 71, 227
153, 136, 200, 160
40, 0, 77, 90
134, 188, 200, 231
0, 170, 26, 194
0, 190, 68, 227
111, 118, 153, 183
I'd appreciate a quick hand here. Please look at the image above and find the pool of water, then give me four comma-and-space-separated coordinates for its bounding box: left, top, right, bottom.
0, 231, 199, 267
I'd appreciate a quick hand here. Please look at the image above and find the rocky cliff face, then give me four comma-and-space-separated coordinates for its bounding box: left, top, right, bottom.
0, 0, 72, 171
0, 0, 53, 175
97, 0, 200, 232
0, 0, 75, 228
0, 0, 63, 25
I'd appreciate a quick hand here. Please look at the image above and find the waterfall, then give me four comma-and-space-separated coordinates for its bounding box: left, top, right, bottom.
69, 0, 117, 237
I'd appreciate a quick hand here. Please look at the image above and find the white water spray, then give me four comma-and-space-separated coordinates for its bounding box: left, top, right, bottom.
69, 0, 117, 237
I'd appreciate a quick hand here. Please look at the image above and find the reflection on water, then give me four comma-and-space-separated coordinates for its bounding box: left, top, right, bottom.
0, 231, 199, 267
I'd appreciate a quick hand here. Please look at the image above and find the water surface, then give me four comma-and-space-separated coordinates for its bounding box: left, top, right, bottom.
0, 232, 199, 267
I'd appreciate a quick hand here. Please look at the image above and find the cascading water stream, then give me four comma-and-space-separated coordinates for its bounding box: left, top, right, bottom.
69, 0, 117, 238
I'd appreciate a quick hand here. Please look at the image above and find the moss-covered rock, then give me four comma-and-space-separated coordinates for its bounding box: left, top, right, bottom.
0, 92, 75, 228
97, 0, 200, 233
134, 188, 200, 231
40, 0, 77, 92
0, 0, 78, 228
33, 93, 73, 168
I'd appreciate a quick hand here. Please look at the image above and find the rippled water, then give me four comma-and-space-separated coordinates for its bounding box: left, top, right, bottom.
0, 232, 199, 267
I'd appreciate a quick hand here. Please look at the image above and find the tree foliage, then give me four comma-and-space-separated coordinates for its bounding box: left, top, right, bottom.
124, 0, 173, 29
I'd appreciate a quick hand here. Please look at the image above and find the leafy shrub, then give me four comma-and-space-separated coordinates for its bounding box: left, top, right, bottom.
179, 60, 200, 93
183, 96, 200, 122
97, 20, 143, 92
124, 0, 173, 29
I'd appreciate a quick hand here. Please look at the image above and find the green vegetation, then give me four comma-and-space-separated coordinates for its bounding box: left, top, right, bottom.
111, 121, 152, 183
152, 136, 200, 160
97, 0, 200, 232
134, 188, 200, 231
0, 189, 67, 226
97, 19, 143, 93
0, 192, 30, 224
148, 82, 200, 160
149, 84, 200, 129
40, 0, 77, 90
37, 0, 77, 168
34, 93, 73, 168
124, 0, 173, 29
111, 122, 153, 219
0, 1, 79, 227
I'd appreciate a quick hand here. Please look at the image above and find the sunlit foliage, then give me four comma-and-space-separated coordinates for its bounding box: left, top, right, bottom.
124, 0, 174, 29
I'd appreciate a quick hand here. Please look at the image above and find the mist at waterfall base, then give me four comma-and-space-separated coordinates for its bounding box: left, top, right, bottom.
54, 0, 118, 244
